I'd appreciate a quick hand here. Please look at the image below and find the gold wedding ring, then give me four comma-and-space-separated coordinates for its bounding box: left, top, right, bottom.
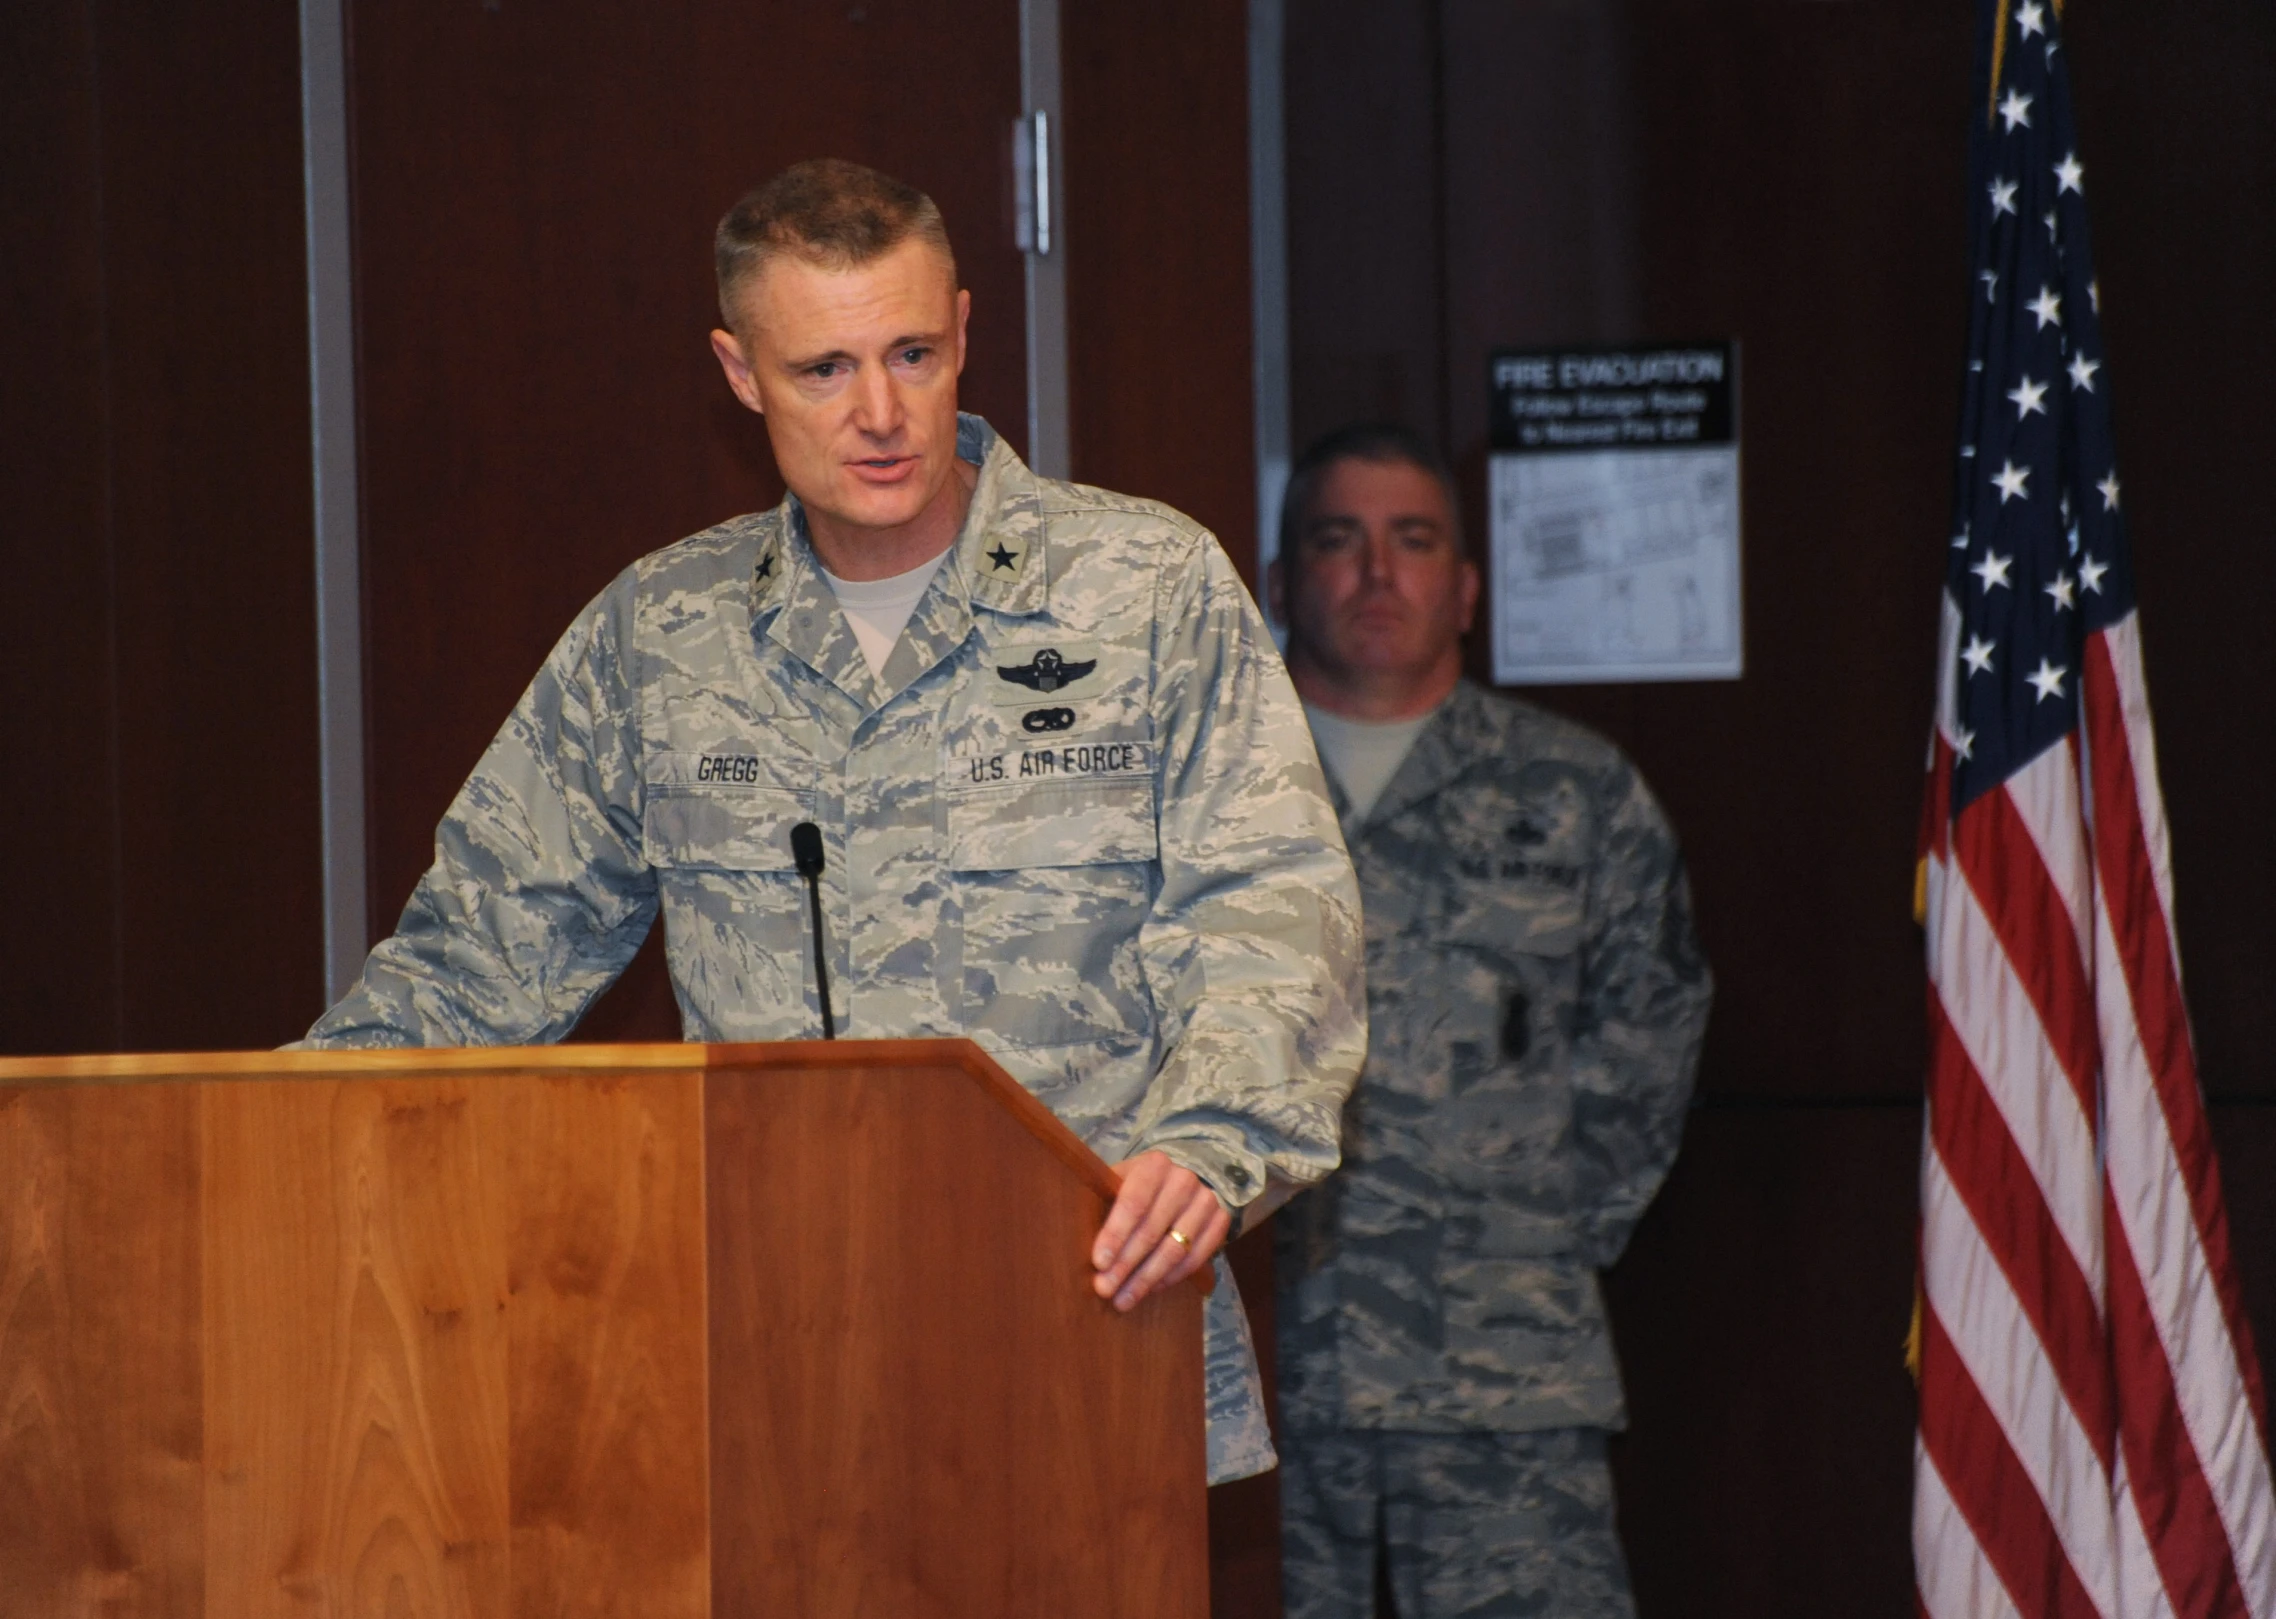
1167, 1228, 1192, 1249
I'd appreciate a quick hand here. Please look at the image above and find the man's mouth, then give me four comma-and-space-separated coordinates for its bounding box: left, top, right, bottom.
849, 454, 918, 484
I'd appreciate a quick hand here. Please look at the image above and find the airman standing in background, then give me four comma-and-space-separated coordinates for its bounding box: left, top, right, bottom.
1269, 423, 1712, 1617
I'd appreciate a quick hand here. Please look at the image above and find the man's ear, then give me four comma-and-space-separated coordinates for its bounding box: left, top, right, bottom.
1266, 555, 1288, 628
954, 286, 972, 377
1457, 557, 1482, 635
710, 327, 766, 416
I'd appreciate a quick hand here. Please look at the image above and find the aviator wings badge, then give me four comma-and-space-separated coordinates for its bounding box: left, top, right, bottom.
996, 647, 1098, 694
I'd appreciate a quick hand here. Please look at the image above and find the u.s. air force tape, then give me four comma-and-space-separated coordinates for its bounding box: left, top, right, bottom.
960, 739, 1151, 786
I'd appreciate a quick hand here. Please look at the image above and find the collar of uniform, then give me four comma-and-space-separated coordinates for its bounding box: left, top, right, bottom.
1356, 681, 1493, 831
755, 501, 882, 707
747, 415, 1043, 708
955, 415, 1049, 619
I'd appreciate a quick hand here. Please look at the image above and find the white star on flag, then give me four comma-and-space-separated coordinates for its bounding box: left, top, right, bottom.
2028, 286, 2063, 329
2067, 352, 2099, 391
2045, 573, 2076, 610
2015, 1, 2047, 38
1953, 726, 1975, 761
1962, 635, 1997, 675
2055, 152, 2084, 194
1999, 89, 2034, 131
1972, 551, 2015, 591
2079, 554, 2110, 593
2026, 657, 2068, 702
1989, 179, 2019, 218
2008, 375, 2048, 419
1992, 462, 2031, 504
2098, 470, 2122, 510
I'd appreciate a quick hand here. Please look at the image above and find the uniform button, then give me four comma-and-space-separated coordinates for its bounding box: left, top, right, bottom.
1229, 1164, 1251, 1187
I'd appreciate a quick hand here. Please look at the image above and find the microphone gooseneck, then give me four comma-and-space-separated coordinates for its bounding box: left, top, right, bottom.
789, 821, 836, 1040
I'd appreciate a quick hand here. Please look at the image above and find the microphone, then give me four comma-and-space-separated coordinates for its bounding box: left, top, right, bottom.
789, 821, 836, 1040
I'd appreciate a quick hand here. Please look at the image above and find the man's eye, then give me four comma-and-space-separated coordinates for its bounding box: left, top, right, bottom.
898, 347, 930, 365
808, 362, 842, 380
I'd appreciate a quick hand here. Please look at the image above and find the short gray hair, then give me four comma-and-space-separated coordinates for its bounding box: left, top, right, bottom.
715, 158, 957, 327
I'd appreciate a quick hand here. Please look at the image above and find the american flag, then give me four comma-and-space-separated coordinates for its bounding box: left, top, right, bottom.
1914, 2, 2276, 1614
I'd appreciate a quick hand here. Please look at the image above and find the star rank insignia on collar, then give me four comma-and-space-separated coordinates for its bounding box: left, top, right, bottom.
755, 550, 776, 583
985, 540, 1021, 572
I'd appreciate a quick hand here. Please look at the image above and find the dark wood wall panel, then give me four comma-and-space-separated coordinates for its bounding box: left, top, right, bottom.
1604, 1106, 1921, 1619
0, 1, 119, 1055
2065, 0, 2276, 1102
1282, 3, 1444, 454
1062, 1, 1260, 580
1, 0, 323, 1057
100, 0, 324, 1051
352, 2, 1030, 1046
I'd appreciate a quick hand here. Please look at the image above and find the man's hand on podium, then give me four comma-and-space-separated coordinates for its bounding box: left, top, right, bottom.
1091, 1151, 1230, 1312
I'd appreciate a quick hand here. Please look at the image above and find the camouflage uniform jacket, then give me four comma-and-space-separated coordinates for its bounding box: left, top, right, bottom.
1275, 681, 1709, 1434
303, 415, 1368, 1482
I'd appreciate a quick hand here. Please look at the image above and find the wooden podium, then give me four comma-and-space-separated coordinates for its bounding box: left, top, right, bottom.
0, 1040, 1210, 1617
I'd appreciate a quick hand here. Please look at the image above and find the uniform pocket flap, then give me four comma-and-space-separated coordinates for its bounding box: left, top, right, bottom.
642, 787, 812, 871
947, 777, 1158, 870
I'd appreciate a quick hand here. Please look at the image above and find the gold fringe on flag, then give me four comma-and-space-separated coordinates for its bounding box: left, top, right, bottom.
1989, 0, 2011, 123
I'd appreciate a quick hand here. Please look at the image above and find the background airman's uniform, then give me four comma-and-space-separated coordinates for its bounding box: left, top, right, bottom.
1277, 681, 1711, 1614
303, 416, 1369, 1483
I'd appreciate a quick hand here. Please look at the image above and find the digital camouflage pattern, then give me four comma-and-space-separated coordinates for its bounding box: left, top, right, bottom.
1279, 1427, 1635, 1619
1276, 680, 1710, 1436
300, 415, 1368, 1483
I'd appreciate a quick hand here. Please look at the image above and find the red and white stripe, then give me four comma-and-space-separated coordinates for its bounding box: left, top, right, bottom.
1916, 594, 2276, 1617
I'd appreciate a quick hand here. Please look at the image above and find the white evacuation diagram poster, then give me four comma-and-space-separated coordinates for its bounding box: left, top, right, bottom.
1487, 344, 1743, 684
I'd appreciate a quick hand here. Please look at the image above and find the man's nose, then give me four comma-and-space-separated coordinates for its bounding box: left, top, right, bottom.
850, 365, 903, 437
1359, 532, 1397, 584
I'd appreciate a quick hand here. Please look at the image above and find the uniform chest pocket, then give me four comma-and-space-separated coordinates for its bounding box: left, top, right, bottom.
945, 773, 1159, 870
641, 786, 813, 871
637, 785, 818, 1019
942, 774, 1158, 1050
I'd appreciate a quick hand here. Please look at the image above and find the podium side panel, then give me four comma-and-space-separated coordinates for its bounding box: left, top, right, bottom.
487, 1071, 709, 1617
706, 1060, 1209, 1619
204, 1078, 511, 1616
0, 1083, 205, 1617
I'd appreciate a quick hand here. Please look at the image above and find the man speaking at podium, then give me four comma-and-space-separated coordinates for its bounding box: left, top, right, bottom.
298, 160, 1367, 1485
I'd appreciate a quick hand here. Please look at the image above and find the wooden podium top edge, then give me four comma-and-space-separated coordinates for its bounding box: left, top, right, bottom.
0, 1038, 1215, 1295
0, 1039, 1172, 1260
0, 1036, 971, 1084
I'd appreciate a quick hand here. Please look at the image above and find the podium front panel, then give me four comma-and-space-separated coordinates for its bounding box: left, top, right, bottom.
0, 1042, 1211, 1617
706, 1052, 1208, 1618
